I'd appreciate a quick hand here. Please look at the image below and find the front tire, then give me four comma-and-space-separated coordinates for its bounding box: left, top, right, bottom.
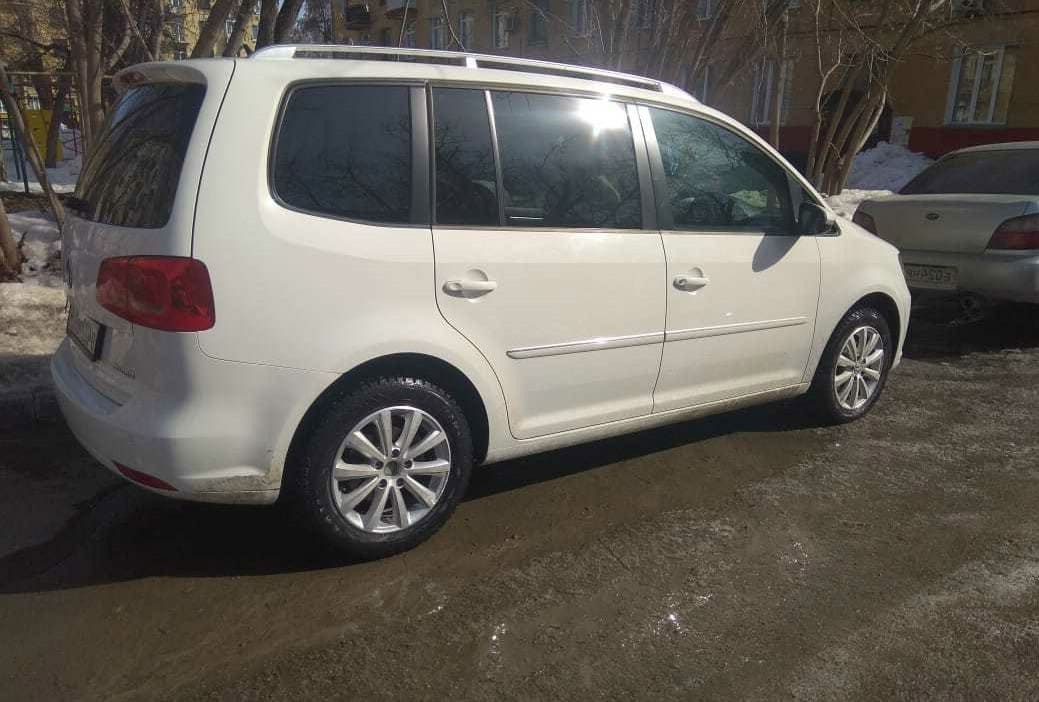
290, 376, 473, 559
807, 305, 893, 424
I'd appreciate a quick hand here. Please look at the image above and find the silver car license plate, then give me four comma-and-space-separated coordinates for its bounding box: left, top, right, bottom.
903, 264, 957, 290
67, 304, 105, 361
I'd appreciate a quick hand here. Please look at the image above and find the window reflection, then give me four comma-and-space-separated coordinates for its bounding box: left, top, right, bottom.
491, 91, 641, 229
433, 88, 499, 226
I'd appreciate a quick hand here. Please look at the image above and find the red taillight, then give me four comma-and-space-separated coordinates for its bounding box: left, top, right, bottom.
97, 256, 215, 331
988, 214, 1039, 251
114, 462, 177, 491
852, 209, 878, 235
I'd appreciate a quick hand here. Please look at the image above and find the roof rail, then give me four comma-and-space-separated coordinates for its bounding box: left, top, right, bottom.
250, 45, 692, 97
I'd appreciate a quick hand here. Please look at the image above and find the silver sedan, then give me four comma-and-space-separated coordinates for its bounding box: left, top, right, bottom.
854, 142, 1039, 306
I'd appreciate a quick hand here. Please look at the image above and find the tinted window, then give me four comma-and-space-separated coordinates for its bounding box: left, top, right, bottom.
491, 91, 641, 229
273, 85, 411, 223
76, 83, 205, 228
900, 149, 1039, 195
649, 108, 794, 234
433, 88, 498, 226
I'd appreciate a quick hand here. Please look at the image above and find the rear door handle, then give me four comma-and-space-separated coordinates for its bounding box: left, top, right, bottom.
673, 275, 709, 291
443, 279, 498, 296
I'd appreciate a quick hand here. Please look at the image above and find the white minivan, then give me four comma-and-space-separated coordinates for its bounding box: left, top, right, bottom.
54, 46, 910, 558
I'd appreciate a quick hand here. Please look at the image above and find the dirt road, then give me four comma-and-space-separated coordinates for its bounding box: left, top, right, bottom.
2, 305, 1038, 700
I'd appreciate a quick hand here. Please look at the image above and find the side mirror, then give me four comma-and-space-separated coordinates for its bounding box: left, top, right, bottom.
798, 201, 838, 236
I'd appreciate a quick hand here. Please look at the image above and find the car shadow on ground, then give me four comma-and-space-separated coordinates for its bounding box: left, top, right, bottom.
903, 300, 1039, 359
0, 399, 817, 594
3, 301, 1035, 593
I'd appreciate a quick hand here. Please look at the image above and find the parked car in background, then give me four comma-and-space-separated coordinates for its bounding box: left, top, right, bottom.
54, 47, 910, 559
854, 142, 1039, 309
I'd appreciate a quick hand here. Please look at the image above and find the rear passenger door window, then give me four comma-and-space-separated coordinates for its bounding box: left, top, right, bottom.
273, 85, 412, 224
648, 108, 793, 234
490, 91, 641, 229
432, 88, 499, 226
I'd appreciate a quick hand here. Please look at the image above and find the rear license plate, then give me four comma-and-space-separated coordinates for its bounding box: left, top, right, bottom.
903, 264, 958, 290
67, 305, 105, 361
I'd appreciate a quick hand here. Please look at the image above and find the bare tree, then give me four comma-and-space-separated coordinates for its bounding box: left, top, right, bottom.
224, 0, 258, 56
192, 0, 239, 58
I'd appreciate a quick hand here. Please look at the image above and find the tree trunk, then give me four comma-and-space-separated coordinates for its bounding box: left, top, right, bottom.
224, 0, 256, 56
65, 0, 94, 152
150, 0, 165, 59
273, 0, 306, 42
192, 0, 239, 58
44, 79, 69, 169
0, 195, 20, 277
768, 13, 788, 148
0, 64, 66, 229
256, 0, 279, 48
810, 62, 862, 186
331, 0, 347, 44
832, 88, 887, 194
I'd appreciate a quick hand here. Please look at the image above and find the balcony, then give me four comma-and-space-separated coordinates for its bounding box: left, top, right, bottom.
384, 0, 415, 19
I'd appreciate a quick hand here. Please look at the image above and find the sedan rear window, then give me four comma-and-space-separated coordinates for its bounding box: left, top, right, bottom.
76, 83, 205, 229
901, 149, 1039, 196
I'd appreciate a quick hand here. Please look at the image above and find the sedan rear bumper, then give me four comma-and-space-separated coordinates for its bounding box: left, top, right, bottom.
900, 249, 1039, 304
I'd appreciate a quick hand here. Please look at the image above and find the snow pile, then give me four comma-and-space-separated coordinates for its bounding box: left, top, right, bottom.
827, 188, 892, 219
1, 154, 81, 194
0, 282, 66, 395
6, 210, 63, 287
825, 142, 933, 218
845, 141, 933, 191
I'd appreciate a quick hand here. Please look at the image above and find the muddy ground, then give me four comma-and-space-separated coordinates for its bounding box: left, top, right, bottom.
2, 303, 1038, 701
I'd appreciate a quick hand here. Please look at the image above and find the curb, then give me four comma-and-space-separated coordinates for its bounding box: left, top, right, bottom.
0, 386, 59, 429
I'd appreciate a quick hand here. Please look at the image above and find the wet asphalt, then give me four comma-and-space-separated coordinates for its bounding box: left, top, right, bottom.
2, 303, 1039, 700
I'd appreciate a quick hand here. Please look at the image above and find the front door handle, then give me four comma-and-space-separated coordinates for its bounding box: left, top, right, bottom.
443, 279, 498, 296
673, 274, 709, 291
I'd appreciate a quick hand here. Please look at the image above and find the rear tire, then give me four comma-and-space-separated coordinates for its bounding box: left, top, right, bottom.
807, 305, 893, 424
289, 376, 473, 560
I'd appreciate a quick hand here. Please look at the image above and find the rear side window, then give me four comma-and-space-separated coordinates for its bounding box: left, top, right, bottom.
433, 88, 499, 226
490, 91, 641, 229
273, 85, 412, 223
75, 83, 205, 229
900, 150, 1039, 195
649, 107, 794, 234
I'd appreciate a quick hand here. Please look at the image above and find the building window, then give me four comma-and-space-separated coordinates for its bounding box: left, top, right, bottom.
168, 0, 184, 12
174, 49, 188, 60
380, 27, 392, 46
750, 59, 792, 125
430, 15, 446, 49
254, 0, 261, 15
946, 47, 1015, 125
225, 17, 235, 37
170, 19, 185, 42
458, 10, 474, 49
250, 22, 258, 42
696, 0, 712, 20
403, 19, 416, 48
569, 0, 590, 36
493, 9, 511, 49
528, 0, 548, 45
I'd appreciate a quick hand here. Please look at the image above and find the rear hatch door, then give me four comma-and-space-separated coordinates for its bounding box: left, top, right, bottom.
62, 61, 233, 403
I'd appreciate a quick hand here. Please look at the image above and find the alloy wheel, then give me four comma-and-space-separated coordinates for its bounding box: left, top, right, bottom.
330, 405, 452, 533
834, 325, 885, 411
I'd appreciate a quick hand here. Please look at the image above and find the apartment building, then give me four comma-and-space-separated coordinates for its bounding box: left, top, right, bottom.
343, 0, 1039, 160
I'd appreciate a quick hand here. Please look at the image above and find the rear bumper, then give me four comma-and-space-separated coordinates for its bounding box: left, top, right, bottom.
51, 339, 334, 504
901, 250, 1039, 304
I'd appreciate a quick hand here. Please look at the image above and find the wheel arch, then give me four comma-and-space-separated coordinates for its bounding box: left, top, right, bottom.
854, 291, 902, 352
284, 353, 491, 489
